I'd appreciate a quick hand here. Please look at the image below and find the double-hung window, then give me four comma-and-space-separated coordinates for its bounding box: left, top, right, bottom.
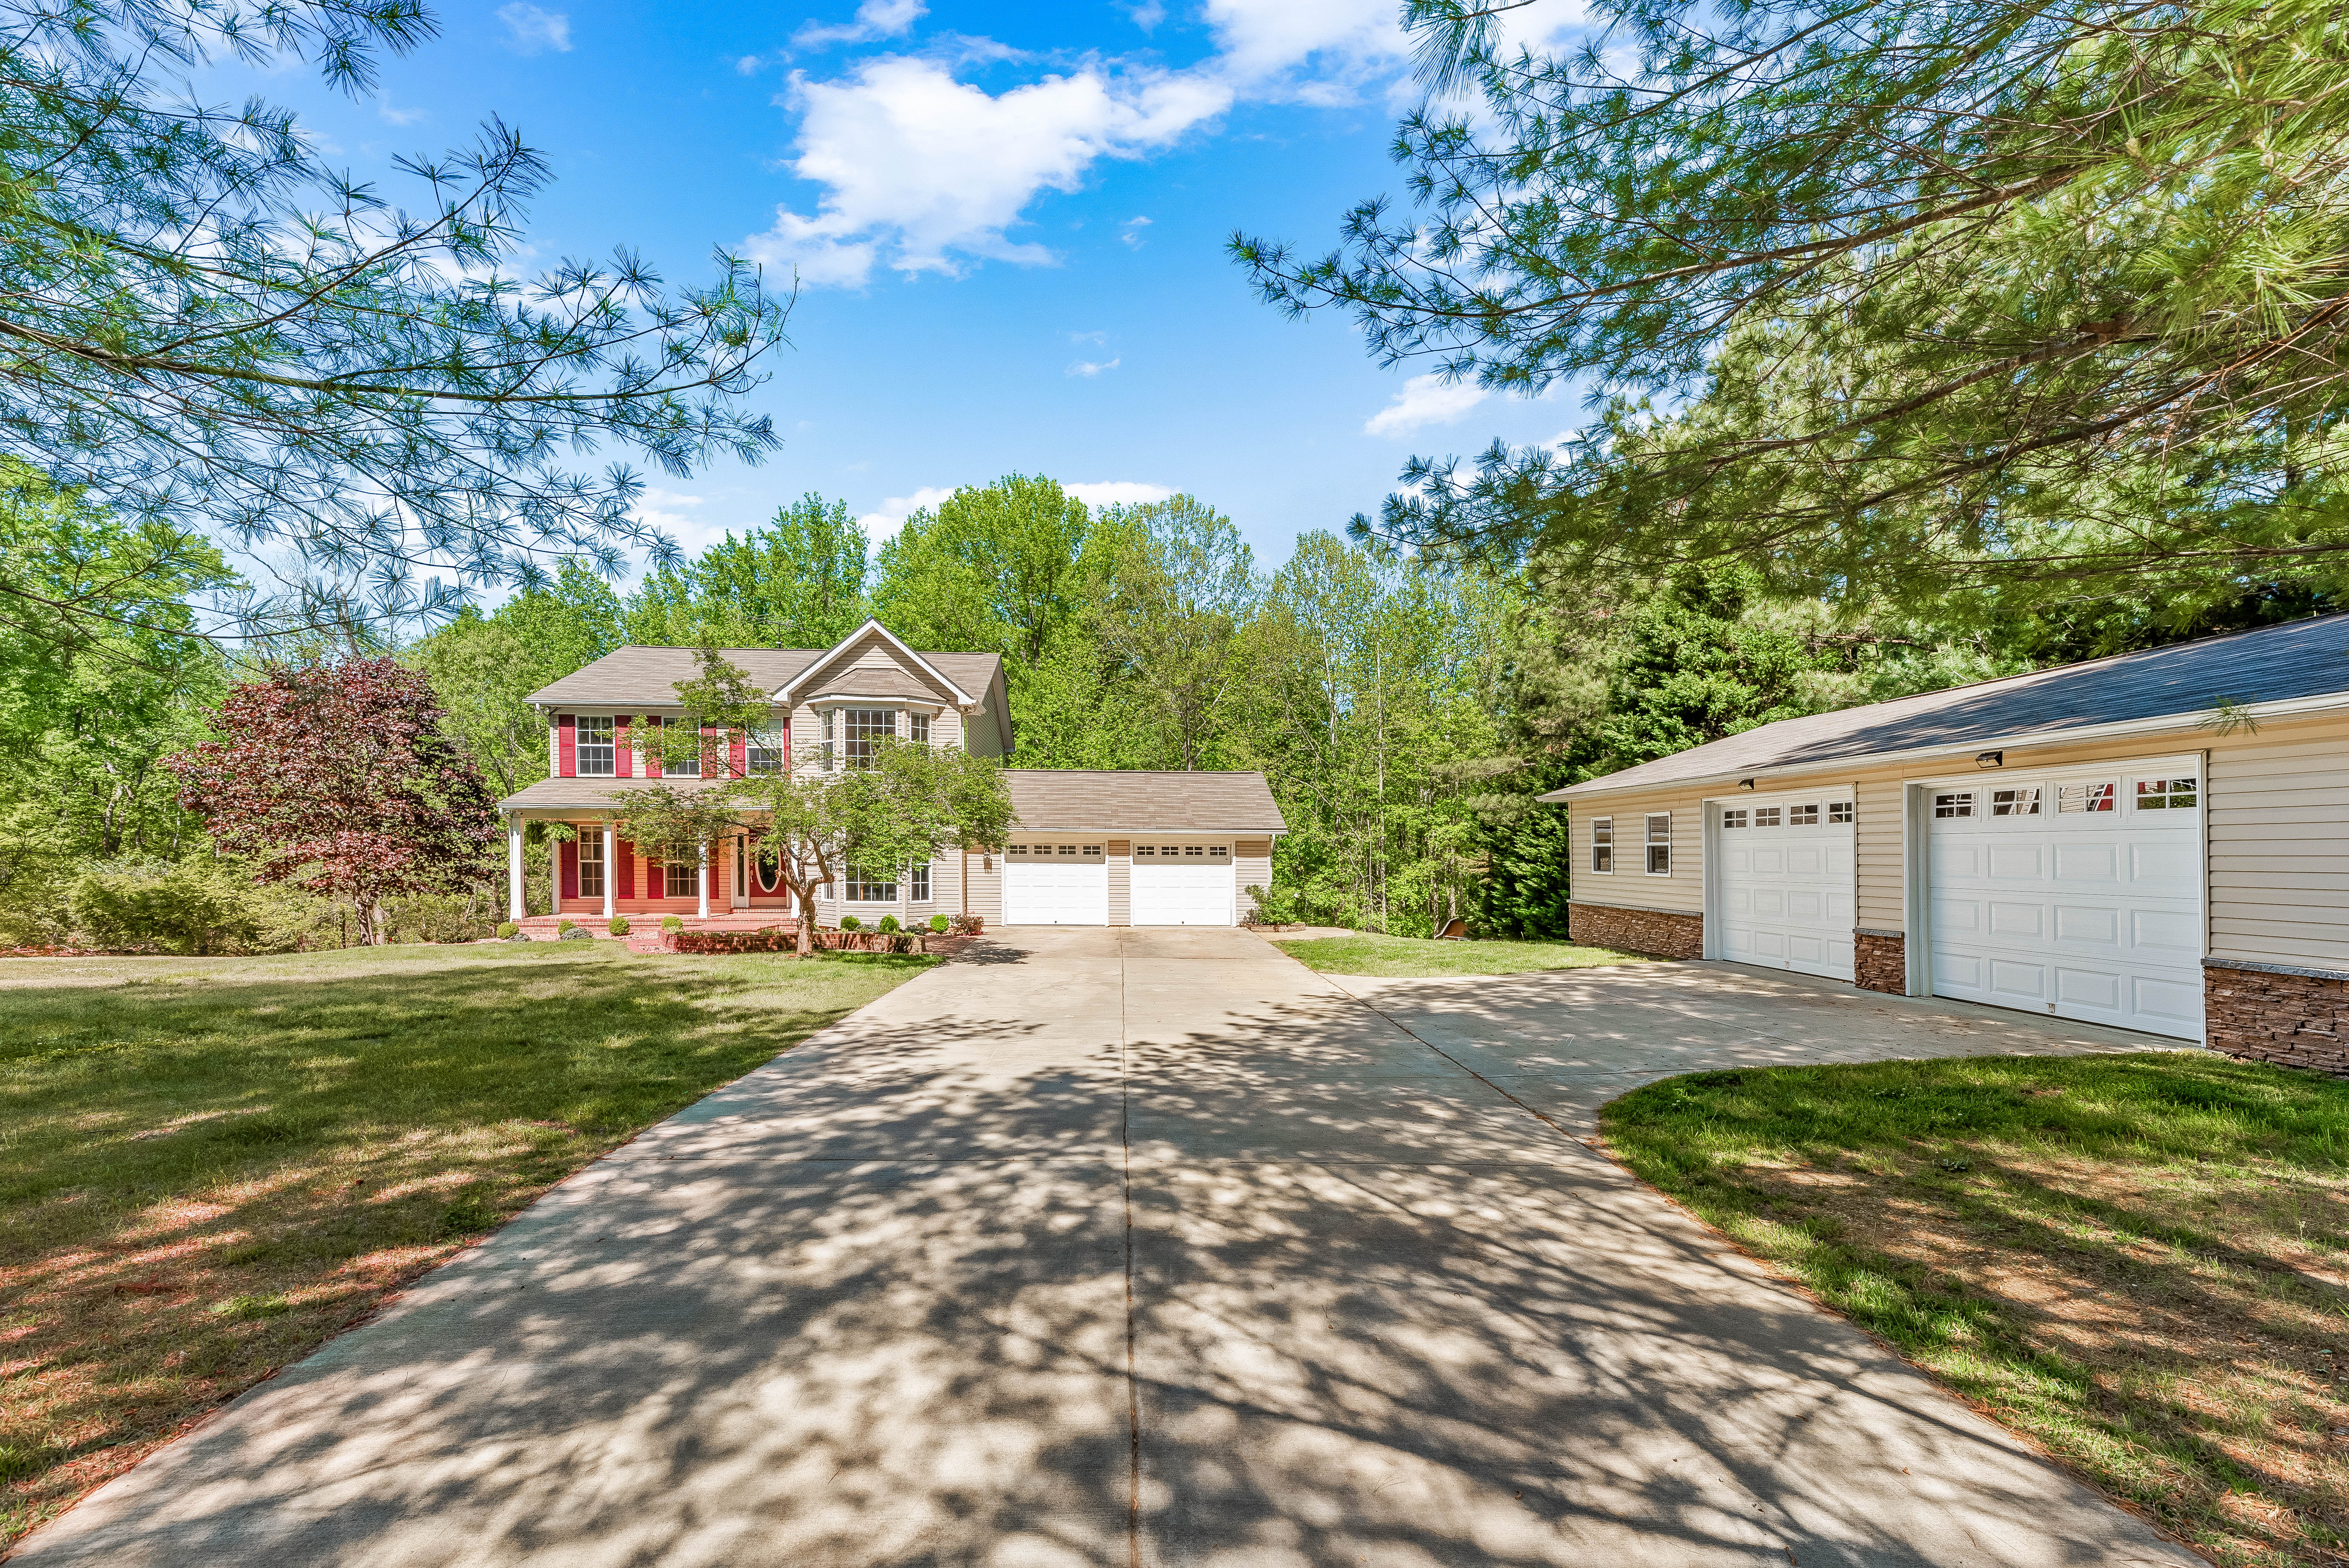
845, 864, 897, 902
575, 716, 614, 776
1590, 817, 1613, 873
577, 831, 604, 898
910, 861, 932, 901
844, 708, 895, 768
657, 717, 700, 777
665, 859, 697, 898
1645, 814, 1672, 875
746, 725, 784, 775
909, 711, 931, 745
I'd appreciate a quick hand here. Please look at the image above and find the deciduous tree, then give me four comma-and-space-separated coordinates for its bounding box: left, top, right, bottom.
169, 657, 498, 942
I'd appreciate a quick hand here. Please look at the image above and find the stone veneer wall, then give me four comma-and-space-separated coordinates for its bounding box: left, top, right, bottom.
1568, 901, 1702, 960
1854, 930, 1906, 995
2206, 960, 2349, 1076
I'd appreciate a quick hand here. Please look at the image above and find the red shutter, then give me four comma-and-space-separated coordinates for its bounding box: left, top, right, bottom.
615, 717, 633, 779
729, 729, 747, 776
616, 839, 634, 900
644, 718, 662, 779
557, 715, 576, 777
703, 723, 719, 778
560, 839, 579, 902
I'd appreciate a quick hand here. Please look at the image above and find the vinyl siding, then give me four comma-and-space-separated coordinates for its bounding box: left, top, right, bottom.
1108, 839, 1131, 926
1234, 839, 1272, 921
966, 851, 1003, 926
1568, 786, 1709, 914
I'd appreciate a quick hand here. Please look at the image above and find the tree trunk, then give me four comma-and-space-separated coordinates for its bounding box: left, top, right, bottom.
794, 882, 815, 957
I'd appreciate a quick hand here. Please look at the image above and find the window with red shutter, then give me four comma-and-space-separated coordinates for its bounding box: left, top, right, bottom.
557, 715, 576, 777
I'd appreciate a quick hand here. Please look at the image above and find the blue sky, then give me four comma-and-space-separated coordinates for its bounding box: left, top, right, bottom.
248, 0, 1584, 576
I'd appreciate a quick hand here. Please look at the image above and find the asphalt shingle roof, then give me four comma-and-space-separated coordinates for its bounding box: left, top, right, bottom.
1006, 770, 1287, 834
524, 646, 1003, 707
1550, 611, 2349, 799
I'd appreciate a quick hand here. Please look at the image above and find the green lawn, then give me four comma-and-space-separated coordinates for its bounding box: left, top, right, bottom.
1604, 1051, 2349, 1567
0, 941, 932, 1549
1271, 931, 1657, 978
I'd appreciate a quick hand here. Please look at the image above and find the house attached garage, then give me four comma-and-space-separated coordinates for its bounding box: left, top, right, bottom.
974, 771, 1287, 930
1709, 791, 1856, 982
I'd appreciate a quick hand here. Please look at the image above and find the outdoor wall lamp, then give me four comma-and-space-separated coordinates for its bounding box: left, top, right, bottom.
1976, 750, 2005, 769
1737, 778, 1756, 790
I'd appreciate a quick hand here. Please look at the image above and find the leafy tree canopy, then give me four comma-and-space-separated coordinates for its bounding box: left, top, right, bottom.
1239, 0, 2349, 606
0, 0, 791, 643
623, 494, 870, 649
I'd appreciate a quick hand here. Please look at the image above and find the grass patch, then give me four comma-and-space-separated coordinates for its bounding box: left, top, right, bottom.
0, 940, 931, 1548
1602, 1051, 2349, 1566
1272, 931, 1657, 978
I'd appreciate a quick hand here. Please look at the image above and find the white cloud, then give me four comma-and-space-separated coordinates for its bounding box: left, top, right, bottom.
1067, 356, 1121, 377
855, 485, 954, 545
1064, 481, 1174, 508
497, 3, 571, 55
747, 56, 1229, 286
1204, 0, 1408, 100
1119, 214, 1151, 248
377, 98, 426, 126
795, 0, 926, 48
737, 54, 762, 75
1364, 372, 1490, 438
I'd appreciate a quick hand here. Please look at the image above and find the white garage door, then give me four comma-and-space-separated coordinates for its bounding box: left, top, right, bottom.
1132, 843, 1234, 926
1927, 760, 2204, 1040
1713, 793, 1856, 982
1004, 842, 1107, 925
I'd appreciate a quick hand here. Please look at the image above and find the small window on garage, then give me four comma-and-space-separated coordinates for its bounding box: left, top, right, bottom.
1992, 787, 2041, 816
1754, 806, 1782, 827
1008, 843, 1028, 855
1134, 845, 1155, 857
1208, 845, 1229, 858
2059, 782, 2116, 813
1058, 845, 1078, 855
1829, 801, 1855, 824
1084, 845, 1104, 857
1590, 817, 1613, 872
1183, 845, 1203, 857
1645, 814, 1672, 875
1721, 808, 1747, 830
1789, 803, 1820, 826
2135, 777, 2198, 810
1934, 791, 1975, 818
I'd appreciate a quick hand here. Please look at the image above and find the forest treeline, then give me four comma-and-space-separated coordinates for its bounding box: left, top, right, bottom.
6, 468, 2321, 952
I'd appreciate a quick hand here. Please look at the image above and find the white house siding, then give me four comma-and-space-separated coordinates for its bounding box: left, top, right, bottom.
1234, 839, 1273, 921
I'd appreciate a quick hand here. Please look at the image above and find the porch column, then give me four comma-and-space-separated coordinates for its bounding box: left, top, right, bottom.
602, 820, 616, 921
697, 839, 710, 919
507, 816, 524, 921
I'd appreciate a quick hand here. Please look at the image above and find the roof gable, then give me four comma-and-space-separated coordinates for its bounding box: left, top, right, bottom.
781, 619, 974, 706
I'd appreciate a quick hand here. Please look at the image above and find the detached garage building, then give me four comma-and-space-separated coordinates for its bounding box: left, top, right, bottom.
962, 770, 1286, 929
1547, 613, 2349, 1070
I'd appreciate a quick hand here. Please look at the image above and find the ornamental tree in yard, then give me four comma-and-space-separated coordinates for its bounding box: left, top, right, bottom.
169, 658, 499, 943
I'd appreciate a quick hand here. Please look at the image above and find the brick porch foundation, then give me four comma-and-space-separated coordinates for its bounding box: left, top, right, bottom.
2206, 959, 2349, 1076
1854, 929, 1906, 995
1568, 901, 1702, 960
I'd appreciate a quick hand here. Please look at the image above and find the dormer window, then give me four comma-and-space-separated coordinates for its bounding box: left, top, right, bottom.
576, 716, 614, 777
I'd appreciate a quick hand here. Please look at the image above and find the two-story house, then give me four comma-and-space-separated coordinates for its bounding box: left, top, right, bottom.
494, 619, 1287, 930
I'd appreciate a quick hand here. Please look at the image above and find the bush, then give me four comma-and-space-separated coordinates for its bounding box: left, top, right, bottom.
556, 918, 575, 934
877, 914, 900, 934
948, 912, 983, 936
929, 914, 949, 933
496, 921, 518, 940
608, 916, 630, 935
839, 914, 861, 931
72, 861, 262, 955
1243, 883, 1304, 928
660, 915, 683, 932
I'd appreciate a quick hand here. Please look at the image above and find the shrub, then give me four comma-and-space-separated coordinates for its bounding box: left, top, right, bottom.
929, 914, 949, 933
72, 861, 262, 954
496, 921, 518, 940
556, 918, 575, 934
877, 914, 901, 933
948, 912, 983, 936
660, 914, 683, 932
1243, 883, 1303, 927
839, 915, 861, 931
608, 916, 630, 935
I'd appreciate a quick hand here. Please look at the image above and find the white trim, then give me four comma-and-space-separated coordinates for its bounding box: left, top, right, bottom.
1643, 812, 1674, 876
775, 619, 975, 707
1550, 690, 2349, 804
508, 817, 525, 921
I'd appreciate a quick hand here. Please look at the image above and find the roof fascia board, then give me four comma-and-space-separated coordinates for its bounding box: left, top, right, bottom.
1545, 690, 2349, 803
777, 619, 975, 707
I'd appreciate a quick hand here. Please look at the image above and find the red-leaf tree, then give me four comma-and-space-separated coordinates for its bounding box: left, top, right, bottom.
169, 657, 500, 943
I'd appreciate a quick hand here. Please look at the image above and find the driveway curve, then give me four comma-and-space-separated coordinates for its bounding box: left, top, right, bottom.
12, 928, 2199, 1567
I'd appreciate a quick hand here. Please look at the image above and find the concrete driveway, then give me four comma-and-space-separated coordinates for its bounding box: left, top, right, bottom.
14, 929, 2199, 1567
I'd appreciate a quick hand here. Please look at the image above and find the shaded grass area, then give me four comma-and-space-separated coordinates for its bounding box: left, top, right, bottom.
0, 941, 932, 1547
1271, 931, 1657, 978
1603, 1051, 2349, 1566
